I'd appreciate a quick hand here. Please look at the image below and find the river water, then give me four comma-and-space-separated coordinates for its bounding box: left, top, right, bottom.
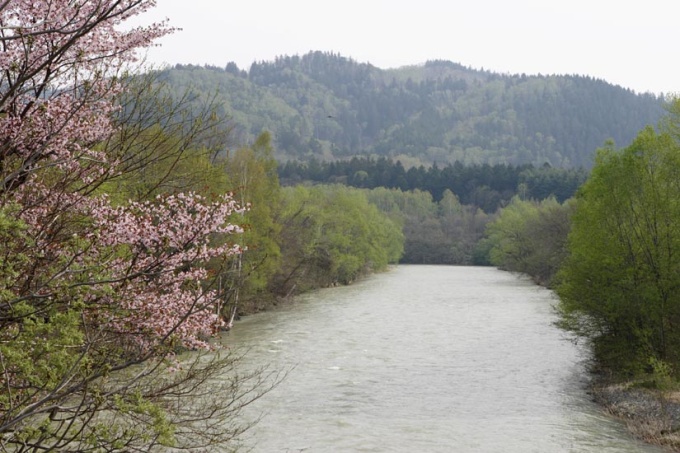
223, 265, 660, 452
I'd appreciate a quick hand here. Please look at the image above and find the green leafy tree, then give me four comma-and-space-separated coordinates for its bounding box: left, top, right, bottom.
486, 197, 541, 270
438, 189, 492, 264
273, 185, 403, 295
557, 114, 680, 376
365, 187, 491, 265
222, 132, 283, 313
486, 196, 573, 285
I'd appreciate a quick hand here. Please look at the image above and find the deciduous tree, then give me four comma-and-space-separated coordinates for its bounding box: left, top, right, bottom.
486, 196, 573, 285
558, 108, 680, 376
0, 2, 267, 450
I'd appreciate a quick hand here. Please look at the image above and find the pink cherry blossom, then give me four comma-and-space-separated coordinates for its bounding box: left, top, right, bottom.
1, 0, 245, 352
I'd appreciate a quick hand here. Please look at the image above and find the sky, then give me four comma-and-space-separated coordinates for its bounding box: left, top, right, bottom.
134, 0, 678, 96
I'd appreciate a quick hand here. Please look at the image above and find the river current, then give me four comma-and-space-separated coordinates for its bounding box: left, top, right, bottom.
223, 265, 659, 452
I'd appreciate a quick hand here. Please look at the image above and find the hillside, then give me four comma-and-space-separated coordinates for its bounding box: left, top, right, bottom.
158, 51, 666, 168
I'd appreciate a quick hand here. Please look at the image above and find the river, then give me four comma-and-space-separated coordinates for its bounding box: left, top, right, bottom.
222, 265, 660, 452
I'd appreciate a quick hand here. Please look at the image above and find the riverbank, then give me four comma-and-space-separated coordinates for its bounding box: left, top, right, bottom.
591, 381, 680, 451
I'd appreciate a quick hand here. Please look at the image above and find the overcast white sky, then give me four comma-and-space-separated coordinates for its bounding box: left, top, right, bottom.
136, 0, 678, 95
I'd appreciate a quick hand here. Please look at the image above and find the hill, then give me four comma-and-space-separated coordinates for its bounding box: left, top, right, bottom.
158, 51, 666, 168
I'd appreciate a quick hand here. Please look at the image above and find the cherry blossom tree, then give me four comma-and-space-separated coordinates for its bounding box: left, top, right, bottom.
0, 2, 267, 450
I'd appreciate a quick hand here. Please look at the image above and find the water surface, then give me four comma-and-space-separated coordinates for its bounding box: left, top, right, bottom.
224, 265, 659, 452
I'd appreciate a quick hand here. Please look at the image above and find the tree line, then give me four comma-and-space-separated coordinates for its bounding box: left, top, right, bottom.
279, 157, 588, 213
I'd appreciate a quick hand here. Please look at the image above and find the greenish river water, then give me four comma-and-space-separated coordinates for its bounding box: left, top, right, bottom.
223, 265, 660, 452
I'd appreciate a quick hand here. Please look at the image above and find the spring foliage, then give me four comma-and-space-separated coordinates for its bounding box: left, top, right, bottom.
0, 1, 254, 450
557, 100, 680, 376
485, 196, 574, 285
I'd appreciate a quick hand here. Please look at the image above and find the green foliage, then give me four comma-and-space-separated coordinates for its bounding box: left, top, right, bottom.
0, 205, 29, 303
162, 53, 665, 168
279, 157, 588, 213
0, 206, 91, 429
111, 391, 175, 446
272, 185, 403, 295
485, 196, 574, 285
1, 303, 84, 392
222, 132, 283, 303
487, 197, 540, 268
365, 187, 492, 265
647, 357, 678, 393
557, 107, 680, 376
101, 124, 230, 202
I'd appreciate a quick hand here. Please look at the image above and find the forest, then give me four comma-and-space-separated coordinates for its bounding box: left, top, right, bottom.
486, 99, 680, 397
160, 52, 665, 168
279, 157, 588, 211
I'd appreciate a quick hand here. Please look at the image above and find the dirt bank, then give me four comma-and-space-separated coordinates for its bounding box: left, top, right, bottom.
592, 382, 680, 451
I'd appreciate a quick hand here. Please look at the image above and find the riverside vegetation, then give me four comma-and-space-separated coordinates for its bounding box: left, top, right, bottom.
0, 3, 402, 451
1, 1, 679, 451
486, 99, 680, 451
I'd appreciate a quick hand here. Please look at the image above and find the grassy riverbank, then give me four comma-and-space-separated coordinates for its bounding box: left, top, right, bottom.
591, 381, 680, 451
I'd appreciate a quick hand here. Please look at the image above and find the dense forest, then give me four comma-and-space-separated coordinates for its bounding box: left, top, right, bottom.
279, 156, 588, 213
158, 51, 665, 168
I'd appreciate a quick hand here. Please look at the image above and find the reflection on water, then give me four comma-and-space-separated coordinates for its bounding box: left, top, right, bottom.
223, 265, 659, 452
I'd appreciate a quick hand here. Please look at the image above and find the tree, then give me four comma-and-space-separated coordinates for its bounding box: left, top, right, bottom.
221, 132, 283, 314
273, 185, 403, 295
101, 70, 236, 203
438, 189, 492, 265
558, 111, 680, 376
485, 196, 573, 285
0, 2, 271, 450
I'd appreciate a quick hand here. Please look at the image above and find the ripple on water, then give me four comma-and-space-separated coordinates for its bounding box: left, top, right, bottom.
228, 266, 662, 453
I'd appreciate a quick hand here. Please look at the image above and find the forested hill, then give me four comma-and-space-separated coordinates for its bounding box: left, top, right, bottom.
158, 51, 665, 168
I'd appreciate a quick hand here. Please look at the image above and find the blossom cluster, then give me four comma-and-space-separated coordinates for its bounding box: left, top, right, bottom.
91, 192, 246, 350
1, 1, 244, 352
12, 184, 246, 351
0, 0, 172, 191
0, 1, 170, 75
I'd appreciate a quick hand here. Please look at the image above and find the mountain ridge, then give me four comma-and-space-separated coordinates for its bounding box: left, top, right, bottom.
159, 51, 666, 168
